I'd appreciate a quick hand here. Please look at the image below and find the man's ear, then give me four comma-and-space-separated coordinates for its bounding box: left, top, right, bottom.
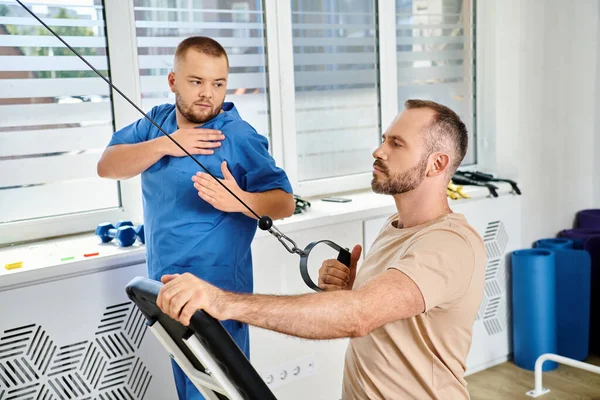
167, 71, 176, 93
427, 152, 451, 177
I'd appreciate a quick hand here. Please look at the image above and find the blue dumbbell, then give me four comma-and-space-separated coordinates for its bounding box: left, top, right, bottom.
95, 222, 137, 247
135, 224, 145, 244
115, 220, 145, 244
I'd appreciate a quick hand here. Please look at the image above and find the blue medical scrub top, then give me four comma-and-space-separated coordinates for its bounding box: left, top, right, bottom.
107, 102, 293, 294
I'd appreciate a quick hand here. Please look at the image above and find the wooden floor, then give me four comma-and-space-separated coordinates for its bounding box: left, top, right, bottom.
466, 355, 600, 400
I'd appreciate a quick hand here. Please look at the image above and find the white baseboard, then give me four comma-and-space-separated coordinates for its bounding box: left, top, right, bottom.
465, 353, 513, 376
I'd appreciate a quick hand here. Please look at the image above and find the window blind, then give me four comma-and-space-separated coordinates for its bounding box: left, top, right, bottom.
132, 0, 271, 141
396, 0, 476, 164
0, 0, 118, 224
291, 0, 380, 182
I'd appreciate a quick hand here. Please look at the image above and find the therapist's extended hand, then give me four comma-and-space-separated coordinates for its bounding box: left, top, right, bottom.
157, 273, 225, 326
192, 161, 247, 213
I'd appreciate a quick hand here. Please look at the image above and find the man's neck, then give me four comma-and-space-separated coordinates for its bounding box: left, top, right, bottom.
392, 185, 452, 229
175, 107, 225, 129
175, 109, 202, 129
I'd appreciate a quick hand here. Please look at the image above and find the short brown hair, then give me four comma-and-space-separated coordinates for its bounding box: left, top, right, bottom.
404, 99, 468, 174
174, 36, 229, 67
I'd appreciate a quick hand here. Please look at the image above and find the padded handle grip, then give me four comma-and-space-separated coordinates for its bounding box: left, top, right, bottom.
336, 248, 351, 268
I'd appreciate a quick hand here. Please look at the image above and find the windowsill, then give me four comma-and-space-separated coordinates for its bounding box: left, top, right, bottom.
0, 183, 515, 291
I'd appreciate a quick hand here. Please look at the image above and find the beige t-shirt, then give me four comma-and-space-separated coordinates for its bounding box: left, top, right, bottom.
342, 212, 485, 400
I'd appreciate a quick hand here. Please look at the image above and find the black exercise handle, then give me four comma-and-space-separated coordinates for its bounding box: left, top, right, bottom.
299, 240, 351, 292
485, 184, 499, 198
459, 171, 522, 195
336, 248, 351, 268
451, 176, 499, 198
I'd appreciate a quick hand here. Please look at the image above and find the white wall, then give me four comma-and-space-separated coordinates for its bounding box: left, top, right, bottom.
479, 0, 599, 246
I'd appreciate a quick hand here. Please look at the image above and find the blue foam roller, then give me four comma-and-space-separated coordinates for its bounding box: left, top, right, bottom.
535, 238, 592, 361
534, 239, 591, 360
511, 249, 557, 371
554, 250, 591, 360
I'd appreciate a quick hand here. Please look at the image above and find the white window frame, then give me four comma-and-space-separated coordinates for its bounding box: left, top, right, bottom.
0, 0, 142, 246
264, 0, 384, 197
265, 0, 479, 197
263, 0, 288, 173
460, 0, 480, 171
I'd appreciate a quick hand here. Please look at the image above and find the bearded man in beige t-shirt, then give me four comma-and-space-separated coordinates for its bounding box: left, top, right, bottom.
156, 99, 486, 400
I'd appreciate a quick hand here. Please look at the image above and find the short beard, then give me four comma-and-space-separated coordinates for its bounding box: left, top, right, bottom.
371, 156, 428, 195
175, 91, 223, 124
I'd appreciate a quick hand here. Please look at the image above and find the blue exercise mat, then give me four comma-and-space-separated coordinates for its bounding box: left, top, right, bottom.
535, 239, 591, 361
556, 230, 600, 355
511, 249, 557, 371
584, 236, 600, 354
577, 209, 600, 229
559, 228, 600, 249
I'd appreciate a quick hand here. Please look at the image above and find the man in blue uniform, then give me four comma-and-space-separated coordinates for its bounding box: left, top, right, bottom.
97, 36, 295, 400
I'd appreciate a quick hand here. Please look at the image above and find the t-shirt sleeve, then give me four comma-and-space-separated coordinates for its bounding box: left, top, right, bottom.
107, 107, 156, 146
228, 122, 293, 193
388, 230, 476, 312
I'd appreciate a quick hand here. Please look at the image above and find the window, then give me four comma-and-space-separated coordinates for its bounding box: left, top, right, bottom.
0, 0, 480, 245
396, 0, 476, 165
290, 0, 380, 183
132, 0, 271, 141
0, 0, 123, 243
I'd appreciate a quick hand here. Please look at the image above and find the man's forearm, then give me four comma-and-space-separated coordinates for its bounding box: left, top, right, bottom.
241, 190, 295, 220
97, 137, 168, 180
218, 290, 369, 340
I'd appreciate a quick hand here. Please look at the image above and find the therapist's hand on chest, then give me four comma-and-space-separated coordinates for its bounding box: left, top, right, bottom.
161, 127, 225, 157
192, 160, 248, 213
